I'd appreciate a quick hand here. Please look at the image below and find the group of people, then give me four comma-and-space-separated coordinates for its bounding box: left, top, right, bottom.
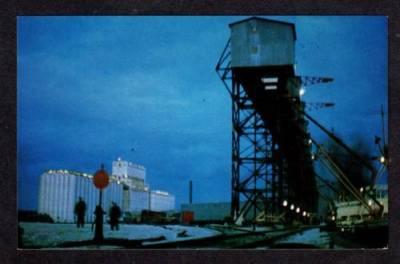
74, 197, 122, 231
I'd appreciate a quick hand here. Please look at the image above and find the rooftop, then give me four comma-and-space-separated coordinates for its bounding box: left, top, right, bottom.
229, 16, 297, 40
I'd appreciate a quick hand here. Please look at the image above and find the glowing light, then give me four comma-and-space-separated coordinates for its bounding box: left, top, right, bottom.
264, 85, 278, 90
368, 199, 373, 206
307, 213, 310, 217
299, 87, 306, 96
290, 204, 295, 210
308, 139, 312, 145
311, 154, 315, 160
296, 207, 300, 213
360, 187, 364, 193
282, 200, 288, 207
302, 211, 307, 216
341, 227, 344, 232
380, 156, 385, 164
331, 216, 335, 221
261, 77, 278, 83
117, 181, 120, 184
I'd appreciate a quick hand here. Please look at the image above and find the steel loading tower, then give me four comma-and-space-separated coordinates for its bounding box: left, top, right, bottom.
216, 17, 318, 223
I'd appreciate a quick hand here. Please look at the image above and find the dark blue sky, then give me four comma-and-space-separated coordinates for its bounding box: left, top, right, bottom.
17, 16, 387, 210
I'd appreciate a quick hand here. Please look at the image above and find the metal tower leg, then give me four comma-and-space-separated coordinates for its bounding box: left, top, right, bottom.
216, 40, 290, 225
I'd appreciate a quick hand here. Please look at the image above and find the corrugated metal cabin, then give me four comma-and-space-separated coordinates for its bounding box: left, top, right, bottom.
230, 17, 296, 68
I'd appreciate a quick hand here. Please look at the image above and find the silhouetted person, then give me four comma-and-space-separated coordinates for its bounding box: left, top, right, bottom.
109, 202, 122, 231
93, 205, 106, 242
74, 197, 86, 228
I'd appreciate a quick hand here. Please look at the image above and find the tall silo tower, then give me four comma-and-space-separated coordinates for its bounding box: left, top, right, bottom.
216, 17, 318, 224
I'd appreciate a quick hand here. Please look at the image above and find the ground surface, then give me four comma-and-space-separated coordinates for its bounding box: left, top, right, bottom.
19, 222, 220, 249
268, 227, 338, 249
20, 222, 380, 249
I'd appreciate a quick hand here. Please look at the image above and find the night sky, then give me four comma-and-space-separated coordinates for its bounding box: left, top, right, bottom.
17, 16, 387, 211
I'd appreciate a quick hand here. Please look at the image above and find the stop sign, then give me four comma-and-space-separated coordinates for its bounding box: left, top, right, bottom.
93, 165, 109, 189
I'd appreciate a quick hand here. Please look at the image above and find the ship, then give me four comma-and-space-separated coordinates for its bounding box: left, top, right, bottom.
333, 184, 388, 248
316, 105, 389, 248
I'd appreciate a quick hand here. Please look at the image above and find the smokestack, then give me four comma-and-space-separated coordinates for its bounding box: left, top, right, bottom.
189, 180, 192, 204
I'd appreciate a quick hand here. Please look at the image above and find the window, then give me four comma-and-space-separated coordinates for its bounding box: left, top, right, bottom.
350, 215, 361, 221
261, 77, 278, 83
265, 85, 278, 90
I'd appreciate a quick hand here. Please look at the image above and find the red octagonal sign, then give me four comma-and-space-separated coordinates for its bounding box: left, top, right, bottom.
93, 166, 109, 190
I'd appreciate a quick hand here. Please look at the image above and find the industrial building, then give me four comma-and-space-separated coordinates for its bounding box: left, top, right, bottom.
216, 17, 326, 224
181, 202, 231, 222
37, 158, 175, 223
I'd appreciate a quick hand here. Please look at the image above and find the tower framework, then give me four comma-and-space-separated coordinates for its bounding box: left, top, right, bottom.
216, 18, 318, 224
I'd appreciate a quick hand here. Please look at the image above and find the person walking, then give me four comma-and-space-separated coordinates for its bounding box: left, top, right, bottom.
74, 197, 86, 228
109, 202, 122, 231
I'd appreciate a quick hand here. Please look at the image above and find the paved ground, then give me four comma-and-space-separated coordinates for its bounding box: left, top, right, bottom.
19, 222, 220, 249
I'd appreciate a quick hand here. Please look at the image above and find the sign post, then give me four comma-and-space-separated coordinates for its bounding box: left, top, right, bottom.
93, 164, 109, 243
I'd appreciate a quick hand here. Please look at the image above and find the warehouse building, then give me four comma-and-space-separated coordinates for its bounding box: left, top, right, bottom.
37, 158, 175, 223
181, 202, 231, 222
181, 202, 258, 222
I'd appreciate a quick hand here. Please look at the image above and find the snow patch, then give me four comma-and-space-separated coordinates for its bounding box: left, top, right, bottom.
19, 222, 220, 248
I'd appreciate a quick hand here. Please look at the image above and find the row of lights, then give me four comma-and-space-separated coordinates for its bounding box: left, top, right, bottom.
282, 200, 311, 217
359, 185, 381, 192
308, 139, 315, 161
